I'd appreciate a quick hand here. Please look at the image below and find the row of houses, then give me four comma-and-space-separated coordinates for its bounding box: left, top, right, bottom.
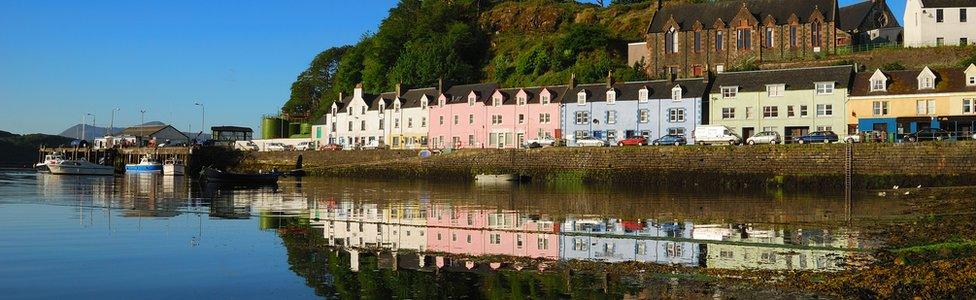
312, 63, 976, 148
309, 202, 858, 272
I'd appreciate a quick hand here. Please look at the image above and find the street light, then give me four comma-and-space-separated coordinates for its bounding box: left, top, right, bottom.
140, 109, 148, 126
194, 101, 205, 136
82, 113, 94, 141
109, 108, 120, 136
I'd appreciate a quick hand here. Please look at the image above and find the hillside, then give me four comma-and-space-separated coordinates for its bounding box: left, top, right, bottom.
0, 130, 74, 167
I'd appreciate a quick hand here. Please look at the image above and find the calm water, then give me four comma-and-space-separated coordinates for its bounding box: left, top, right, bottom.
0, 169, 911, 299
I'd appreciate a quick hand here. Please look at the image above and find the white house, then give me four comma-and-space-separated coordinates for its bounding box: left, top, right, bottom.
316, 83, 387, 149
904, 0, 976, 46
385, 86, 436, 149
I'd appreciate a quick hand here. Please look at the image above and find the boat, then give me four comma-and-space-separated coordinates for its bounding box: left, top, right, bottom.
163, 158, 185, 176
200, 167, 280, 185
34, 152, 66, 173
125, 156, 162, 173
48, 158, 114, 176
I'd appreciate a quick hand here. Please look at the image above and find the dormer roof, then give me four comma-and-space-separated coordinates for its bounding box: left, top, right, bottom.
851, 66, 976, 96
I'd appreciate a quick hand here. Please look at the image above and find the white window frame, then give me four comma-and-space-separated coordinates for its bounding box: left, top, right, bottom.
963, 99, 974, 114
668, 108, 685, 123
541, 95, 550, 105
969, 76, 976, 86
607, 110, 617, 124
577, 91, 586, 105
762, 106, 779, 118
721, 86, 738, 99
721, 107, 735, 119
871, 79, 886, 92
638, 109, 649, 123
606, 90, 616, 104
800, 105, 809, 117
766, 84, 784, 97
815, 82, 834, 95
638, 88, 649, 102
468, 95, 476, 106
517, 96, 526, 106
816, 104, 833, 117
872, 101, 889, 116
918, 77, 934, 90
671, 85, 682, 101
492, 96, 502, 107
575, 111, 589, 125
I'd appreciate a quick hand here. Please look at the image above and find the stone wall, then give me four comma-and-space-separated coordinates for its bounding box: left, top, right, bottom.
245, 142, 976, 189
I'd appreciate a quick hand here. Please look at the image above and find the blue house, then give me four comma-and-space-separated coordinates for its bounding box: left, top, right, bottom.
561, 75, 710, 146
558, 218, 700, 266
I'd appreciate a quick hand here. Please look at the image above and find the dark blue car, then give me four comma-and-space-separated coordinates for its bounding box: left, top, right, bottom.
793, 131, 839, 144
652, 134, 687, 146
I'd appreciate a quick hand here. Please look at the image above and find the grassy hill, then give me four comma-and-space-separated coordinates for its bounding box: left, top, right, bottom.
0, 130, 74, 167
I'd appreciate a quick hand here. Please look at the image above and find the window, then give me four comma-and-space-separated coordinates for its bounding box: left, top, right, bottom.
360, 120, 366, 130
491, 114, 503, 125
963, 38, 969, 46
815, 82, 834, 95
916, 99, 936, 114
492, 96, 501, 107
538, 237, 549, 250
969, 75, 976, 86
745, 106, 755, 119
393, 103, 400, 112
421, 117, 427, 127
489, 233, 501, 245
639, 109, 650, 123
766, 84, 784, 97
361, 106, 366, 114
817, 126, 833, 132
607, 90, 616, 104
800, 105, 809, 117
671, 86, 682, 101
716, 64, 725, 73
873, 101, 889, 116
575, 111, 589, 125
517, 96, 526, 106
541, 95, 550, 104
331, 107, 337, 116
393, 118, 399, 129
577, 91, 586, 104
666, 243, 683, 258
716, 31, 724, 51
438, 98, 445, 107
453, 115, 459, 125
639, 89, 648, 102
347, 121, 353, 131
607, 130, 617, 141
762, 126, 776, 132
574, 130, 589, 139
668, 108, 685, 122
789, 26, 797, 47
694, 31, 702, 53
668, 127, 686, 135
937, 37, 945, 46
721, 86, 738, 98
665, 28, 678, 53
518, 114, 525, 124
607, 110, 617, 124
468, 114, 474, 124
964, 99, 974, 114
468, 95, 475, 106
378, 118, 385, 130
721, 107, 735, 119
407, 118, 413, 128
763, 106, 779, 118
811, 22, 822, 47
421, 99, 428, 109
539, 113, 551, 123
816, 104, 833, 116
736, 28, 751, 50
785, 105, 795, 118
764, 27, 774, 48
919, 77, 934, 89
439, 116, 444, 125
937, 9, 944, 23
871, 79, 886, 91
468, 135, 475, 146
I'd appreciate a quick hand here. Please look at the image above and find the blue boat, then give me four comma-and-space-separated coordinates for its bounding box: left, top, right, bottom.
125, 156, 163, 173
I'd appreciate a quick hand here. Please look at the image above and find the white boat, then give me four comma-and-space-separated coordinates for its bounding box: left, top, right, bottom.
48, 158, 115, 176
34, 152, 66, 173
125, 156, 163, 173
163, 158, 185, 176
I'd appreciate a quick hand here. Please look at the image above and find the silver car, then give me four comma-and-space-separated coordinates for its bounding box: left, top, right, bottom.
746, 131, 781, 145
574, 138, 607, 147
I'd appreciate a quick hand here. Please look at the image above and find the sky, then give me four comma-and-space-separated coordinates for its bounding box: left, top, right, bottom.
0, 0, 899, 135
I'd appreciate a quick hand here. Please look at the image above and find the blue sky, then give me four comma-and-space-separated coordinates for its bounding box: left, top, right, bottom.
0, 0, 897, 135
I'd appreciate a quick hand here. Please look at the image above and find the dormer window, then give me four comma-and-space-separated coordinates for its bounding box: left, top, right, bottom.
815, 82, 834, 95
492, 96, 502, 107
541, 95, 550, 105
394, 103, 401, 112
379, 103, 385, 111
606, 90, 616, 104
468, 95, 475, 106
421, 97, 428, 109
438, 97, 445, 107
969, 75, 976, 86
361, 106, 366, 114
331, 107, 337, 116
871, 79, 886, 91
672, 85, 683, 101
919, 77, 933, 90
638, 88, 648, 102
347, 107, 352, 115
517, 96, 526, 106
721, 86, 738, 99
577, 91, 587, 105
766, 84, 784, 97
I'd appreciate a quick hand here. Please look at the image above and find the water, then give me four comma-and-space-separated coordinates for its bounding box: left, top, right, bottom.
0, 169, 913, 299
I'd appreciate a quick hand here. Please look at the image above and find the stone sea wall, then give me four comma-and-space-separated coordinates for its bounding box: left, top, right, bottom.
243, 142, 976, 189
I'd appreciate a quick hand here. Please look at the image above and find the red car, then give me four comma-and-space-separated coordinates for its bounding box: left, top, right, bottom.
616, 136, 648, 146
318, 143, 342, 151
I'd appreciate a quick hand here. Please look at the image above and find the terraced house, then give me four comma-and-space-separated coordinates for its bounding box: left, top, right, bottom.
384, 86, 437, 149
562, 74, 709, 146
709, 65, 854, 141
316, 84, 387, 149
428, 83, 499, 149
484, 86, 567, 149
847, 64, 976, 137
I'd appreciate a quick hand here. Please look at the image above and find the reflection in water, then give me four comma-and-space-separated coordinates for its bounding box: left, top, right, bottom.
2, 172, 902, 298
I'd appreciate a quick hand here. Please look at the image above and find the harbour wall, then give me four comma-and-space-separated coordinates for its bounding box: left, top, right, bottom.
243, 142, 976, 189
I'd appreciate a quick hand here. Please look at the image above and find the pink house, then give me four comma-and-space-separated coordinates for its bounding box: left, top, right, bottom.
425, 204, 560, 259
485, 86, 567, 148
428, 83, 498, 149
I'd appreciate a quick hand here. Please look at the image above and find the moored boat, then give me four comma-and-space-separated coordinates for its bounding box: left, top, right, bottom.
200, 167, 280, 185
48, 158, 114, 176
125, 156, 162, 173
34, 153, 66, 173
163, 158, 185, 176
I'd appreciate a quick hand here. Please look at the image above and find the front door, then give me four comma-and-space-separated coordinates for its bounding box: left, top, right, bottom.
742, 127, 755, 139
785, 126, 809, 143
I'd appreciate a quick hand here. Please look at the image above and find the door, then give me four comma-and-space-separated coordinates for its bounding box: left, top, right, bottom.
742, 127, 755, 140
516, 133, 525, 148
785, 127, 809, 143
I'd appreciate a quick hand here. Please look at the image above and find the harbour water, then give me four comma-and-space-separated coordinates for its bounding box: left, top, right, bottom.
0, 169, 936, 298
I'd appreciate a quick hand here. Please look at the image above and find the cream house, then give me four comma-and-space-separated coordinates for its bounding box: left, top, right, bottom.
904, 0, 976, 46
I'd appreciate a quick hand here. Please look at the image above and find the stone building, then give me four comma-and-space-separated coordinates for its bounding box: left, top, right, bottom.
838, 0, 902, 45
639, 0, 848, 78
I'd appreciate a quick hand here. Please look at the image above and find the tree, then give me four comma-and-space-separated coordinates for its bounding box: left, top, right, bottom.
281, 46, 350, 118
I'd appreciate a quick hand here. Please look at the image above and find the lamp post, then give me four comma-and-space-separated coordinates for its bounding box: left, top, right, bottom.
109, 108, 120, 136
82, 113, 94, 141
140, 109, 147, 126
194, 101, 205, 135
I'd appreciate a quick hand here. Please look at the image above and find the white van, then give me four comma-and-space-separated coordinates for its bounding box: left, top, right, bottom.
693, 125, 741, 145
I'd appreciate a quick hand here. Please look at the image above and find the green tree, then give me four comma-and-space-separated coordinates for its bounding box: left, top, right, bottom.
281, 46, 350, 118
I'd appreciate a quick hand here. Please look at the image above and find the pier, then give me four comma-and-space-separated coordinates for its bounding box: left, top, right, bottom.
38, 147, 194, 174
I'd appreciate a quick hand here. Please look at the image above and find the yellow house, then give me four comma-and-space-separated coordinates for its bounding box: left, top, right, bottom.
848, 64, 976, 137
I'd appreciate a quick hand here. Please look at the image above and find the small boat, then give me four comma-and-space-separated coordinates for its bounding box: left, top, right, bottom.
200, 167, 280, 185
163, 158, 185, 176
34, 152, 66, 173
48, 158, 114, 176
125, 156, 162, 173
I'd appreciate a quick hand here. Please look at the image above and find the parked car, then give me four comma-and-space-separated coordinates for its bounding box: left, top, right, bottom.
905, 128, 952, 142
294, 141, 314, 151
693, 125, 741, 145
652, 134, 687, 146
842, 134, 861, 143
793, 131, 839, 144
575, 138, 607, 147
746, 131, 781, 145
238, 141, 259, 151
616, 136, 648, 146
318, 143, 342, 151
524, 138, 557, 148
265, 142, 287, 151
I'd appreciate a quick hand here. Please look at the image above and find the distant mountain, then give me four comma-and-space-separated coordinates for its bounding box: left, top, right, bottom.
0, 130, 74, 167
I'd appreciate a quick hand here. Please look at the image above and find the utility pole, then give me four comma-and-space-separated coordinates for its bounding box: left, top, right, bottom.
140, 109, 147, 126
83, 113, 93, 141
194, 101, 205, 136
109, 108, 120, 136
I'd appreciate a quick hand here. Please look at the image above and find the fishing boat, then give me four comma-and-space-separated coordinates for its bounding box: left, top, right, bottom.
200, 167, 280, 185
163, 158, 185, 176
34, 152, 66, 173
48, 158, 114, 176
125, 156, 163, 173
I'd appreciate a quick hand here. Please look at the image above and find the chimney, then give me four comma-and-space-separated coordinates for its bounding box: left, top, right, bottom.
702, 71, 711, 84
396, 82, 402, 98
338, 92, 344, 102
606, 70, 615, 88
438, 77, 444, 95
668, 72, 676, 85
354, 83, 363, 99
569, 73, 577, 90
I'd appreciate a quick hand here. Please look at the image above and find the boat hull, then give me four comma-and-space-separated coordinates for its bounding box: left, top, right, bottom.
125, 164, 162, 173
201, 168, 279, 185
48, 163, 114, 176
163, 164, 185, 176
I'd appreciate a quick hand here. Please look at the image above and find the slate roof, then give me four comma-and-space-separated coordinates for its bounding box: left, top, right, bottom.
399, 87, 438, 108
711, 65, 854, 93
369, 92, 397, 110
850, 67, 976, 96
120, 125, 169, 137
442, 83, 500, 104
648, 0, 837, 33
919, 0, 976, 8
564, 78, 710, 103
838, 1, 900, 32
